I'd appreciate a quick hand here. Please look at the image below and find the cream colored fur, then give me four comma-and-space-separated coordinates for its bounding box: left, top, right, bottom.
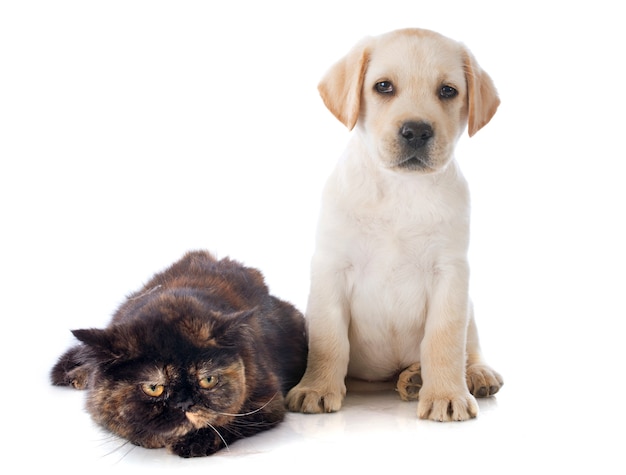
286, 28, 503, 421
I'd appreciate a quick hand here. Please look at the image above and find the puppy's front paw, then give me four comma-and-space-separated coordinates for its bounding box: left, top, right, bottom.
466, 364, 503, 397
286, 382, 346, 414
417, 390, 478, 422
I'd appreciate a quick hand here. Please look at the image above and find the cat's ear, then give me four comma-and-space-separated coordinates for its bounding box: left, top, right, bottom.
211, 309, 256, 347
225, 309, 256, 323
71, 328, 131, 361
179, 309, 255, 348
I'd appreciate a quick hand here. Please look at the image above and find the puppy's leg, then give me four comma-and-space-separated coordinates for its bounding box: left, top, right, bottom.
465, 304, 503, 397
397, 324, 503, 404
285, 264, 350, 413
418, 262, 478, 421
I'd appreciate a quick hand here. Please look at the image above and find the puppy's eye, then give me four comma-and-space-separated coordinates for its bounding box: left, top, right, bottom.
141, 383, 165, 397
375, 81, 394, 94
439, 85, 458, 99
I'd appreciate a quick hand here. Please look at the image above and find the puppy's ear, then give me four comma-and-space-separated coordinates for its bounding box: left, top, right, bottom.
463, 50, 500, 137
318, 38, 371, 130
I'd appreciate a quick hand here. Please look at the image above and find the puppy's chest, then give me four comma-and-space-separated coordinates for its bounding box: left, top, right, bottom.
340, 184, 466, 324
348, 226, 435, 297
345, 205, 456, 267
344, 214, 439, 311
337, 173, 469, 268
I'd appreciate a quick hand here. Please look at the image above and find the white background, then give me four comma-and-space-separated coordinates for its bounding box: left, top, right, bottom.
2, 1, 625, 472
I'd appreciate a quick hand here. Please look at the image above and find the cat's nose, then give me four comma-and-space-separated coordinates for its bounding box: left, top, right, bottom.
175, 397, 194, 412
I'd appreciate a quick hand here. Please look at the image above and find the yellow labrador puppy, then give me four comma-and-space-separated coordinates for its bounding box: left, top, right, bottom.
286, 28, 503, 421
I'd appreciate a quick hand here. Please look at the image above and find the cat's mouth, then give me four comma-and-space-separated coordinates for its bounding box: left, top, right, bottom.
185, 411, 207, 429
184, 410, 230, 429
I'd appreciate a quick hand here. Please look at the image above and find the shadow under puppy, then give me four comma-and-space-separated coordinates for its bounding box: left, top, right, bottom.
51, 250, 308, 457
286, 28, 503, 421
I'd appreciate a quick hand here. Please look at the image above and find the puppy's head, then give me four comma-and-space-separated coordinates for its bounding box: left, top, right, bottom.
319, 28, 499, 173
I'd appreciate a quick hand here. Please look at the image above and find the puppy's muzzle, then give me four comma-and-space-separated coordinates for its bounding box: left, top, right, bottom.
397, 121, 434, 170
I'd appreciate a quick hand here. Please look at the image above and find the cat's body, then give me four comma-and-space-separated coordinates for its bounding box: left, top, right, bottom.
51, 250, 308, 457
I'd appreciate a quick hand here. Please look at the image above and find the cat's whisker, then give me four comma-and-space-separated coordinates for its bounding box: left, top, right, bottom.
107, 440, 136, 462
216, 393, 279, 417
93, 431, 125, 449
206, 422, 230, 452
94, 433, 137, 462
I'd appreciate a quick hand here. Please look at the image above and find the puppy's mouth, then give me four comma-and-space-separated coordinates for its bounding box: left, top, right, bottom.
396, 155, 432, 171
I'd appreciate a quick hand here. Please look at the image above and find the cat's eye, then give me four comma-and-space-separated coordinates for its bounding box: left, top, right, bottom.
199, 375, 218, 389
141, 383, 165, 397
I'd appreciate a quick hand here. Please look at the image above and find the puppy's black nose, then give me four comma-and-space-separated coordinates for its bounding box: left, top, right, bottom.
400, 121, 433, 149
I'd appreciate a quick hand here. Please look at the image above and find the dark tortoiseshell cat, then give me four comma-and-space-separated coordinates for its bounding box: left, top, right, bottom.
51, 250, 308, 457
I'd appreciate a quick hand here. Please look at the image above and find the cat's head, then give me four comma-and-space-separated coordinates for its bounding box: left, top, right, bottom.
73, 293, 257, 449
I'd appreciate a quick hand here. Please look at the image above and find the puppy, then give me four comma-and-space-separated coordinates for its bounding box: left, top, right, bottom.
286, 28, 503, 421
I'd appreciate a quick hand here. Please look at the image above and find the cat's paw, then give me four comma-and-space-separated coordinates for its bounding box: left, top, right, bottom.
286, 382, 346, 414
50, 346, 90, 389
171, 430, 224, 458
417, 388, 478, 422
50, 363, 89, 389
466, 363, 503, 397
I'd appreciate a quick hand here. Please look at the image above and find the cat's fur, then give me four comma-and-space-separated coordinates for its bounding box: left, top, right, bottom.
51, 250, 308, 457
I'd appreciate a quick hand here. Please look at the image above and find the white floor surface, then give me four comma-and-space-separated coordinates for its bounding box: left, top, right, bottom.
35, 375, 624, 473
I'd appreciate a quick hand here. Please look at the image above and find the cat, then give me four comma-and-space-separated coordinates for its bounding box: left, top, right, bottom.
51, 250, 308, 457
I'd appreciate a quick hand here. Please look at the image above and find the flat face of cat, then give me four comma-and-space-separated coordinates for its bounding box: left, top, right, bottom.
73, 298, 255, 449
88, 348, 247, 448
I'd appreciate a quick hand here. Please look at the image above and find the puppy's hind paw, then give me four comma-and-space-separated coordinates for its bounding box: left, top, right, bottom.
396, 363, 422, 401
286, 384, 345, 414
466, 364, 503, 397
